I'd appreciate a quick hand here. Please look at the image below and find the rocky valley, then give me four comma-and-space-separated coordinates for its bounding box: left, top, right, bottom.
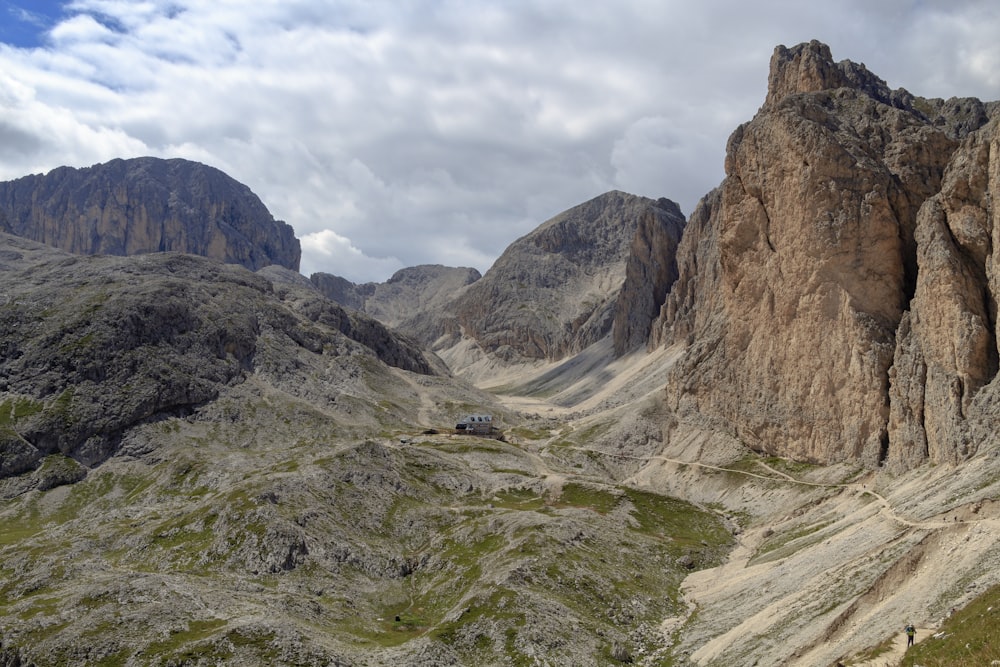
2, 41, 1000, 667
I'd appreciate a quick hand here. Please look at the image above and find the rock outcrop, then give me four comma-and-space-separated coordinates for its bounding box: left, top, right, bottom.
0, 157, 301, 272
310, 272, 373, 312
613, 199, 686, 355
887, 117, 1000, 469
653, 41, 998, 468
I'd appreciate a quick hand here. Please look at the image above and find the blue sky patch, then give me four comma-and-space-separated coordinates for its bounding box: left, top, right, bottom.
0, 0, 66, 48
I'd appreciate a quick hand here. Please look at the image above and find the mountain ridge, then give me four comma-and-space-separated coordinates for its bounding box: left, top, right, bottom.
320, 191, 686, 376
1, 39, 1000, 666
0, 231, 440, 485
0, 156, 301, 272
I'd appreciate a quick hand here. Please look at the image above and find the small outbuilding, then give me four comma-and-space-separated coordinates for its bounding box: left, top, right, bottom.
455, 414, 493, 435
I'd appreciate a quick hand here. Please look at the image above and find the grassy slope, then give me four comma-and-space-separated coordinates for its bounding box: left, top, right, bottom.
0, 384, 733, 666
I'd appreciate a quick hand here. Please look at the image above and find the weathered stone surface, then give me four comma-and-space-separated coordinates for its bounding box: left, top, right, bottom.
764, 40, 913, 112
653, 41, 993, 467
887, 118, 1000, 468
310, 272, 373, 311
613, 200, 686, 355
0, 156, 301, 272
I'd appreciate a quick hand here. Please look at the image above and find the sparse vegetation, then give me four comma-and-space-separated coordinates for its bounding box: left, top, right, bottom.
900, 584, 1000, 666
749, 521, 835, 565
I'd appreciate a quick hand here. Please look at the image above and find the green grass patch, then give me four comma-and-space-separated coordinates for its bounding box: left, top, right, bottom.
0, 515, 44, 546
137, 622, 273, 663
624, 487, 731, 548
132, 507, 220, 571
570, 421, 612, 445
556, 483, 620, 514
506, 425, 555, 441
759, 456, 820, 476
493, 488, 546, 511
490, 467, 532, 476
15, 593, 67, 619
431, 439, 509, 455
749, 521, 834, 565
0, 396, 44, 426
431, 587, 531, 665
901, 582, 1000, 666
439, 531, 504, 572
136, 618, 228, 658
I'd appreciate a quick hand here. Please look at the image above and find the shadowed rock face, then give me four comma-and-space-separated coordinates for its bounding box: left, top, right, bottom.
0, 156, 301, 272
654, 41, 999, 468
613, 199, 686, 355
887, 117, 1000, 469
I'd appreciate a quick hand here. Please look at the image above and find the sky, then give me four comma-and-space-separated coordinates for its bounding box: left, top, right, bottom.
0, 1, 998, 282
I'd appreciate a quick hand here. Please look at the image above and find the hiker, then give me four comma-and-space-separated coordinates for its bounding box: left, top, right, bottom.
904, 622, 915, 647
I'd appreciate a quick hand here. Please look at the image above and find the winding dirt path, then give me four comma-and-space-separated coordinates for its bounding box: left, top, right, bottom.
563, 445, 991, 532
851, 625, 936, 667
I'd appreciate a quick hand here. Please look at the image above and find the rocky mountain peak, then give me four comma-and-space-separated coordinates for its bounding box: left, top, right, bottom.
0, 156, 301, 272
655, 41, 999, 470
312, 264, 482, 329
430, 191, 684, 364
765, 39, 907, 111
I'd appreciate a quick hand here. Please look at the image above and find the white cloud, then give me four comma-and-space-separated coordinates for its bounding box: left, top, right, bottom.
0, 1, 997, 282
300, 228, 403, 283
612, 116, 723, 215
49, 13, 116, 44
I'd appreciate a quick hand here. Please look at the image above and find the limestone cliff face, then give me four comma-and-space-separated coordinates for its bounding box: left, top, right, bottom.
653, 41, 997, 467
613, 200, 686, 355
0, 157, 301, 272
439, 191, 683, 362
887, 118, 1000, 468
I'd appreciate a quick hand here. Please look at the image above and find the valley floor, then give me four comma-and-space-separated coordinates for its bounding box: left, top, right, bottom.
3, 336, 1000, 666
480, 340, 1000, 667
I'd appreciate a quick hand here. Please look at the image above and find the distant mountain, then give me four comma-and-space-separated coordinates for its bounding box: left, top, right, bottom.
0, 156, 301, 272
316, 193, 686, 379
371, 191, 685, 369
311, 264, 482, 328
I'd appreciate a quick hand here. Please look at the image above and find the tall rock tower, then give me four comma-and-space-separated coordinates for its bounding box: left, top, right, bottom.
653, 41, 997, 467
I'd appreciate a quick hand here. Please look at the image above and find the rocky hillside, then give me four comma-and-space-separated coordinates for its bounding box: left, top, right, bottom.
0, 232, 437, 484
0, 156, 301, 272
652, 40, 1000, 471
0, 232, 734, 666
311, 264, 482, 328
